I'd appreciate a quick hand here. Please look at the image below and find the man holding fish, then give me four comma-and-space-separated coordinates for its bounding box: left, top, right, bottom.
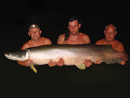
95, 24, 127, 65
18, 16, 96, 68
5, 17, 128, 73
17, 24, 52, 67
49, 16, 95, 67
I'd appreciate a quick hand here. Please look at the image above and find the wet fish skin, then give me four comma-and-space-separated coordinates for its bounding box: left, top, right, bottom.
4, 44, 128, 70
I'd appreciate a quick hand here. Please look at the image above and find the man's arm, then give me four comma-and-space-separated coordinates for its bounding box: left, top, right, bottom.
115, 42, 125, 52
57, 34, 65, 44
83, 34, 91, 44
43, 38, 52, 45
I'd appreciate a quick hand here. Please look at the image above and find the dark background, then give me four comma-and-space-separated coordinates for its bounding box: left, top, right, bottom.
1, 0, 130, 97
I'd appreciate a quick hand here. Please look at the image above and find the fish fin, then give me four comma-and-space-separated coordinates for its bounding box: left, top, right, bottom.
30, 63, 37, 73
75, 64, 86, 70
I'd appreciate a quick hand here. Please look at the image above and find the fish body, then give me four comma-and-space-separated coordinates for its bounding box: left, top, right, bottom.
4, 44, 128, 72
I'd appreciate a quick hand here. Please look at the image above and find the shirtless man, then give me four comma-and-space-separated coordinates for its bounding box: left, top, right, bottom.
95, 24, 127, 65
18, 24, 52, 67
49, 16, 94, 67
57, 17, 90, 44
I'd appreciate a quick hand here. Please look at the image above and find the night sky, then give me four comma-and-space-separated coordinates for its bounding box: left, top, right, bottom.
1, 0, 130, 97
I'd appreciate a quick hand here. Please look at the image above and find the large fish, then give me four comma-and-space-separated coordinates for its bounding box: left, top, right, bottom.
4, 44, 128, 73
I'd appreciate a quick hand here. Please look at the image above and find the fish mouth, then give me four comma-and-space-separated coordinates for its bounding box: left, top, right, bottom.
4, 53, 11, 59
4, 52, 20, 61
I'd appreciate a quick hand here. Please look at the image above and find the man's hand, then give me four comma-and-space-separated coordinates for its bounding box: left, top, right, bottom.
24, 59, 32, 67
48, 58, 64, 67
84, 59, 102, 68
56, 58, 64, 66
94, 60, 102, 64
84, 59, 93, 67
17, 59, 32, 67
120, 60, 126, 65
48, 60, 57, 67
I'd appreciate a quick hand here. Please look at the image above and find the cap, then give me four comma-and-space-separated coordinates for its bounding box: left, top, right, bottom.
28, 24, 40, 31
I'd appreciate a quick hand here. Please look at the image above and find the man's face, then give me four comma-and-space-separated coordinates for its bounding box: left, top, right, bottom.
104, 26, 117, 42
28, 28, 41, 40
68, 20, 81, 36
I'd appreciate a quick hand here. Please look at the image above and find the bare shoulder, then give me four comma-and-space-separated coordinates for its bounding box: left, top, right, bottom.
21, 41, 31, 50
80, 33, 91, 43
41, 37, 51, 41
80, 33, 89, 37
95, 39, 105, 45
58, 34, 65, 39
115, 40, 124, 48
41, 37, 52, 45
114, 40, 125, 52
57, 34, 65, 44
115, 40, 123, 45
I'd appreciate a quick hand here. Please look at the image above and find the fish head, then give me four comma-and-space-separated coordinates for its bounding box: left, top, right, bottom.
4, 50, 29, 61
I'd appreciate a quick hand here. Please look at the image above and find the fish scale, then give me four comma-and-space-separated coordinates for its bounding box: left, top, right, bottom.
4, 44, 128, 73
